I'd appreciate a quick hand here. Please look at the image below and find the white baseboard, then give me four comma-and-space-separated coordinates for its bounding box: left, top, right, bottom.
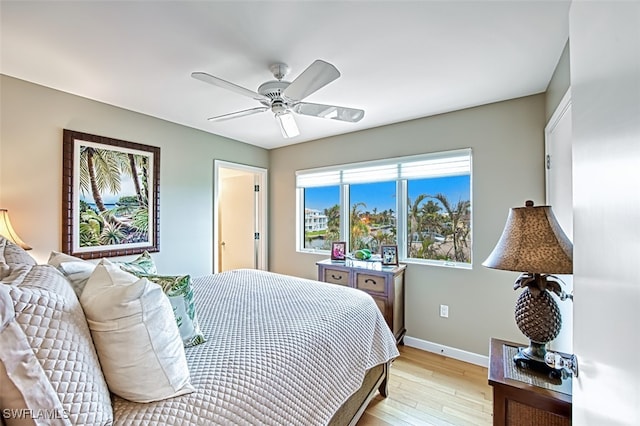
403, 336, 489, 368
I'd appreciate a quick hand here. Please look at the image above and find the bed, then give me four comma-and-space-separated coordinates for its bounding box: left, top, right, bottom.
0, 238, 399, 426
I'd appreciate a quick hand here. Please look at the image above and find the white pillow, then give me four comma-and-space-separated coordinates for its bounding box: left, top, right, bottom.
47, 252, 94, 296
80, 259, 194, 403
48, 251, 157, 297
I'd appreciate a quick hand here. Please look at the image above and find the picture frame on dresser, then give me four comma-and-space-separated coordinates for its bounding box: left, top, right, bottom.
381, 245, 398, 265
331, 241, 346, 261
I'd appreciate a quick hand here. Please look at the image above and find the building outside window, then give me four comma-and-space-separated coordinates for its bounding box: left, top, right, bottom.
302, 185, 340, 250
305, 208, 328, 232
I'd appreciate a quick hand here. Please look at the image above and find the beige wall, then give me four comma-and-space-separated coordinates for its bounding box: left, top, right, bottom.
269, 94, 546, 356
0, 75, 269, 276
545, 39, 571, 121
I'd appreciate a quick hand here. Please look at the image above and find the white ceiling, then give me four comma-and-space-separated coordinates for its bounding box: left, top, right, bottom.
0, 1, 570, 150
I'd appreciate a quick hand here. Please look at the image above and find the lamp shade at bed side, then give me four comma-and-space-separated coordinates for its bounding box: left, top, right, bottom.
0, 209, 31, 250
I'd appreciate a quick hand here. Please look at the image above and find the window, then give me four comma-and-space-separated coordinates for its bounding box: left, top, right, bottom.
407, 175, 471, 263
303, 185, 340, 250
350, 181, 396, 253
296, 149, 472, 267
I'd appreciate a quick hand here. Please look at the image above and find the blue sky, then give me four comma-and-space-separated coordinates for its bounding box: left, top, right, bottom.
80, 175, 137, 205
305, 175, 471, 212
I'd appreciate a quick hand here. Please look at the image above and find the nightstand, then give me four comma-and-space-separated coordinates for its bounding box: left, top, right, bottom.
488, 338, 572, 426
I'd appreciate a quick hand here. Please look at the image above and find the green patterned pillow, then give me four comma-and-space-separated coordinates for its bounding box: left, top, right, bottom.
118, 251, 157, 275
136, 273, 205, 347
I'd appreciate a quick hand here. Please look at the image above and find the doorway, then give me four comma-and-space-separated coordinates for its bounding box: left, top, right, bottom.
214, 160, 268, 273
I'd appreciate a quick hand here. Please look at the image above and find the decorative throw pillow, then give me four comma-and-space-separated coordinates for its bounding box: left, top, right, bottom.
136, 274, 206, 347
117, 250, 157, 275
80, 259, 194, 403
48, 251, 157, 297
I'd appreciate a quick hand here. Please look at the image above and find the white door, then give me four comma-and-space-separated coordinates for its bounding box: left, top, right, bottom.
214, 161, 268, 273
570, 3, 640, 424
545, 90, 573, 354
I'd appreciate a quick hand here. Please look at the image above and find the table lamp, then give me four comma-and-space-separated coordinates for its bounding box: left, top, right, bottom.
0, 209, 31, 250
483, 200, 572, 375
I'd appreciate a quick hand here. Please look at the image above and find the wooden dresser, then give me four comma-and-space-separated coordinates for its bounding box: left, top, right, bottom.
488, 338, 572, 426
316, 259, 406, 344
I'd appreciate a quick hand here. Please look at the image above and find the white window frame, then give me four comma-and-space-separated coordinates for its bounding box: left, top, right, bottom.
296, 149, 472, 268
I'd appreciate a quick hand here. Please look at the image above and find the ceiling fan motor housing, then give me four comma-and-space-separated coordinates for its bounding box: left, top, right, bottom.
257, 80, 291, 104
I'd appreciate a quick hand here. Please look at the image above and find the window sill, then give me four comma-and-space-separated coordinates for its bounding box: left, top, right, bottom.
402, 258, 473, 270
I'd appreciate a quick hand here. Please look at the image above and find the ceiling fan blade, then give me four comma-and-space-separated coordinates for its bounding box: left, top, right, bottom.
192, 72, 269, 102
276, 112, 300, 138
282, 60, 340, 102
292, 102, 365, 123
208, 107, 268, 122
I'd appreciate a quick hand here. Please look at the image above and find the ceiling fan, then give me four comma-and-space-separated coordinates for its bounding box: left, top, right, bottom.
191, 60, 365, 138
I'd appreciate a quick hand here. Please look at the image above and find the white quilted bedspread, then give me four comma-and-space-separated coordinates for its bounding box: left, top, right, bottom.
113, 269, 399, 426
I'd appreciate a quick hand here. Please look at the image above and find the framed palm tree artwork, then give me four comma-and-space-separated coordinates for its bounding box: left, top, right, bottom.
62, 129, 160, 259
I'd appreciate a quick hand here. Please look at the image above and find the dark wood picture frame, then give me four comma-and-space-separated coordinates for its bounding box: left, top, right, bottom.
331, 241, 347, 261
62, 129, 160, 259
381, 244, 399, 265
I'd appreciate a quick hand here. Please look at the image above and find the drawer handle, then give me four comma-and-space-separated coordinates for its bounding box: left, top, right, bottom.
365, 278, 378, 285
331, 274, 343, 280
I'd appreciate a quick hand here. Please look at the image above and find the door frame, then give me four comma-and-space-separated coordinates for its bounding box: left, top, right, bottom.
543, 87, 573, 354
213, 160, 268, 273
545, 88, 572, 205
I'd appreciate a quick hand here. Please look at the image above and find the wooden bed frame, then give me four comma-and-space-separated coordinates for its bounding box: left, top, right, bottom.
328, 361, 390, 425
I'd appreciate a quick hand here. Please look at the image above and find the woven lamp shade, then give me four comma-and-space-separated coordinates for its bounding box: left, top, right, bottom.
482, 201, 572, 274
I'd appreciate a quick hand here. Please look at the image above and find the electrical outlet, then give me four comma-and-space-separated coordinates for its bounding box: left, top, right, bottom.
440, 304, 449, 318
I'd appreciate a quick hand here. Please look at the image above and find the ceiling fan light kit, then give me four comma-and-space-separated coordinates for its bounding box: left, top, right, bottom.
192, 59, 364, 138
276, 112, 300, 138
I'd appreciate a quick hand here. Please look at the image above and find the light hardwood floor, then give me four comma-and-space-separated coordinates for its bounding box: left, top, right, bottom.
359, 345, 493, 426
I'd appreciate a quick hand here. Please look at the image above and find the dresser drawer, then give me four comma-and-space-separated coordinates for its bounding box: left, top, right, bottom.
356, 273, 386, 293
323, 268, 349, 285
